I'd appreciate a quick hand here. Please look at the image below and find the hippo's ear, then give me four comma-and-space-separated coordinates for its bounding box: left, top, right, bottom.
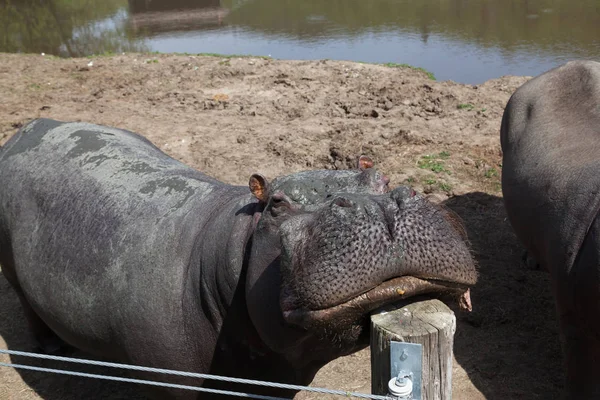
249, 174, 270, 203
357, 155, 374, 171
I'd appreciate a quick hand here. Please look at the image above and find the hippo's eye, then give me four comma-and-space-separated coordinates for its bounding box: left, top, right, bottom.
271, 193, 289, 208
332, 197, 353, 208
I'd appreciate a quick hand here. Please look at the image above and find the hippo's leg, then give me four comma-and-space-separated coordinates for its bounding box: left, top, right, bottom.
0, 258, 70, 355
19, 294, 72, 355
557, 214, 600, 399
521, 249, 542, 270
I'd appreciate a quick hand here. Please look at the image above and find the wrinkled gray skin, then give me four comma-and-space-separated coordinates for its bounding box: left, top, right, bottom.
501, 60, 600, 399
0, 118, 477, 399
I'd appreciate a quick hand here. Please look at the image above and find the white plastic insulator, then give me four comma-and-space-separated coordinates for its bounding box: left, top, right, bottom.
388, 376, 413, 399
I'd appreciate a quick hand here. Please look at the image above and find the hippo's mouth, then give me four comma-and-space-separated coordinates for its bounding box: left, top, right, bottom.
281, 276, 472, 328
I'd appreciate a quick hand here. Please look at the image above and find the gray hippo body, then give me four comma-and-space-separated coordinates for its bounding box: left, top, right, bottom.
501, 60, 600, 399
0, 118, 477, 399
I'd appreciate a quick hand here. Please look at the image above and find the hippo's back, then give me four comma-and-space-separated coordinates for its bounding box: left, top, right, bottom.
501, 60, 600, 271
0, 118, 224, 212
0, 119, 233, 358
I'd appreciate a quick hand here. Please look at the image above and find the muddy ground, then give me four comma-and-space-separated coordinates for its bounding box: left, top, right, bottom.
0, 52, 562, 399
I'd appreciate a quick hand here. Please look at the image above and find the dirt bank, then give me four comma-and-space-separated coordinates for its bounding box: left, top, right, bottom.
0, 52, 562, 400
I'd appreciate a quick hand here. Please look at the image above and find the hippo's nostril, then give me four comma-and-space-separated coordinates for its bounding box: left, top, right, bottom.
332, 197, 353, 208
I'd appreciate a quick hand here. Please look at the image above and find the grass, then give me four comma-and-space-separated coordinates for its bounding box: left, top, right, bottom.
457, 103, 475, 110
438, 182, 453, 192
485, 167, 499, 178
355, 60, 435, 80
418, 152, 451, 173
421, 176, 452, 193
380, 62, 436, 80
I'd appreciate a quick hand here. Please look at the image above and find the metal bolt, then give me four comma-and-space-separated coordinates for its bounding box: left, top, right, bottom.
388, 371, 413, 399
395, 370, 412, 387
399, 350, 408, 361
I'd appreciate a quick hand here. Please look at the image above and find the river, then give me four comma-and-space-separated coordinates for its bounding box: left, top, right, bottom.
1, 0, 599, 83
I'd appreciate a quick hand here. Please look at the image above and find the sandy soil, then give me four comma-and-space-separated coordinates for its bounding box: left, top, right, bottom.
0, 52, 563, 400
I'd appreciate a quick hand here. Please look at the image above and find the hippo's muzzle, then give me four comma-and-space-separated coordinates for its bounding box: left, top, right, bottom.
278, 185, 477, 330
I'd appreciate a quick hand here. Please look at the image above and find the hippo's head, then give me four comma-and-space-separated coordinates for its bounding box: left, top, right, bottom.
245, 156, 477, 367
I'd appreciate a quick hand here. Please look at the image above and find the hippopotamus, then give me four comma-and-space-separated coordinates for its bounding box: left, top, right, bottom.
501, 60, 600, 399
0, 118, 477, 399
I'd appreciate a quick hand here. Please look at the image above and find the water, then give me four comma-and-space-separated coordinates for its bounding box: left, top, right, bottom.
1, 0, 600, 84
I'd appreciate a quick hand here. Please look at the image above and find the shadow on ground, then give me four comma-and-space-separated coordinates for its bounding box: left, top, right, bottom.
443, 191, 564, 400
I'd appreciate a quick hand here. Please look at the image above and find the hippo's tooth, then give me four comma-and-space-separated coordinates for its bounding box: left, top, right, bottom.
458, 289, 472, 312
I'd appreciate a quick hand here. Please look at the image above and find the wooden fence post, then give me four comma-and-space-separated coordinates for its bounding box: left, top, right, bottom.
370, 299, 456, 399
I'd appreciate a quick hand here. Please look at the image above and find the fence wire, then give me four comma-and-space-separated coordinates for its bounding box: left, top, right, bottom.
0, 349, 393, 400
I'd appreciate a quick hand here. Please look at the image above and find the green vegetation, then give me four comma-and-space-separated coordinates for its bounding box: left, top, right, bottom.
356, 60, 435, 80
438, 182, 452, 192
418, 152, 451, 173
421, 176, 452, 193
381, 63, 436, 80
485, 167, 499, 178
457, 103, 475, 110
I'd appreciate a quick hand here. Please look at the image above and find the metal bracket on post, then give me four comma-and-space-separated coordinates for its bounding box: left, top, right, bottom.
388, 341, 422, 400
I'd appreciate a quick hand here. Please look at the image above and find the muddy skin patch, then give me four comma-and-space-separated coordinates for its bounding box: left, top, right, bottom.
66, 131, 111, 159
139, 176, 196, 209
1, 119, 62, 158
120, 161, 160, 175
84, 154, 120, 167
